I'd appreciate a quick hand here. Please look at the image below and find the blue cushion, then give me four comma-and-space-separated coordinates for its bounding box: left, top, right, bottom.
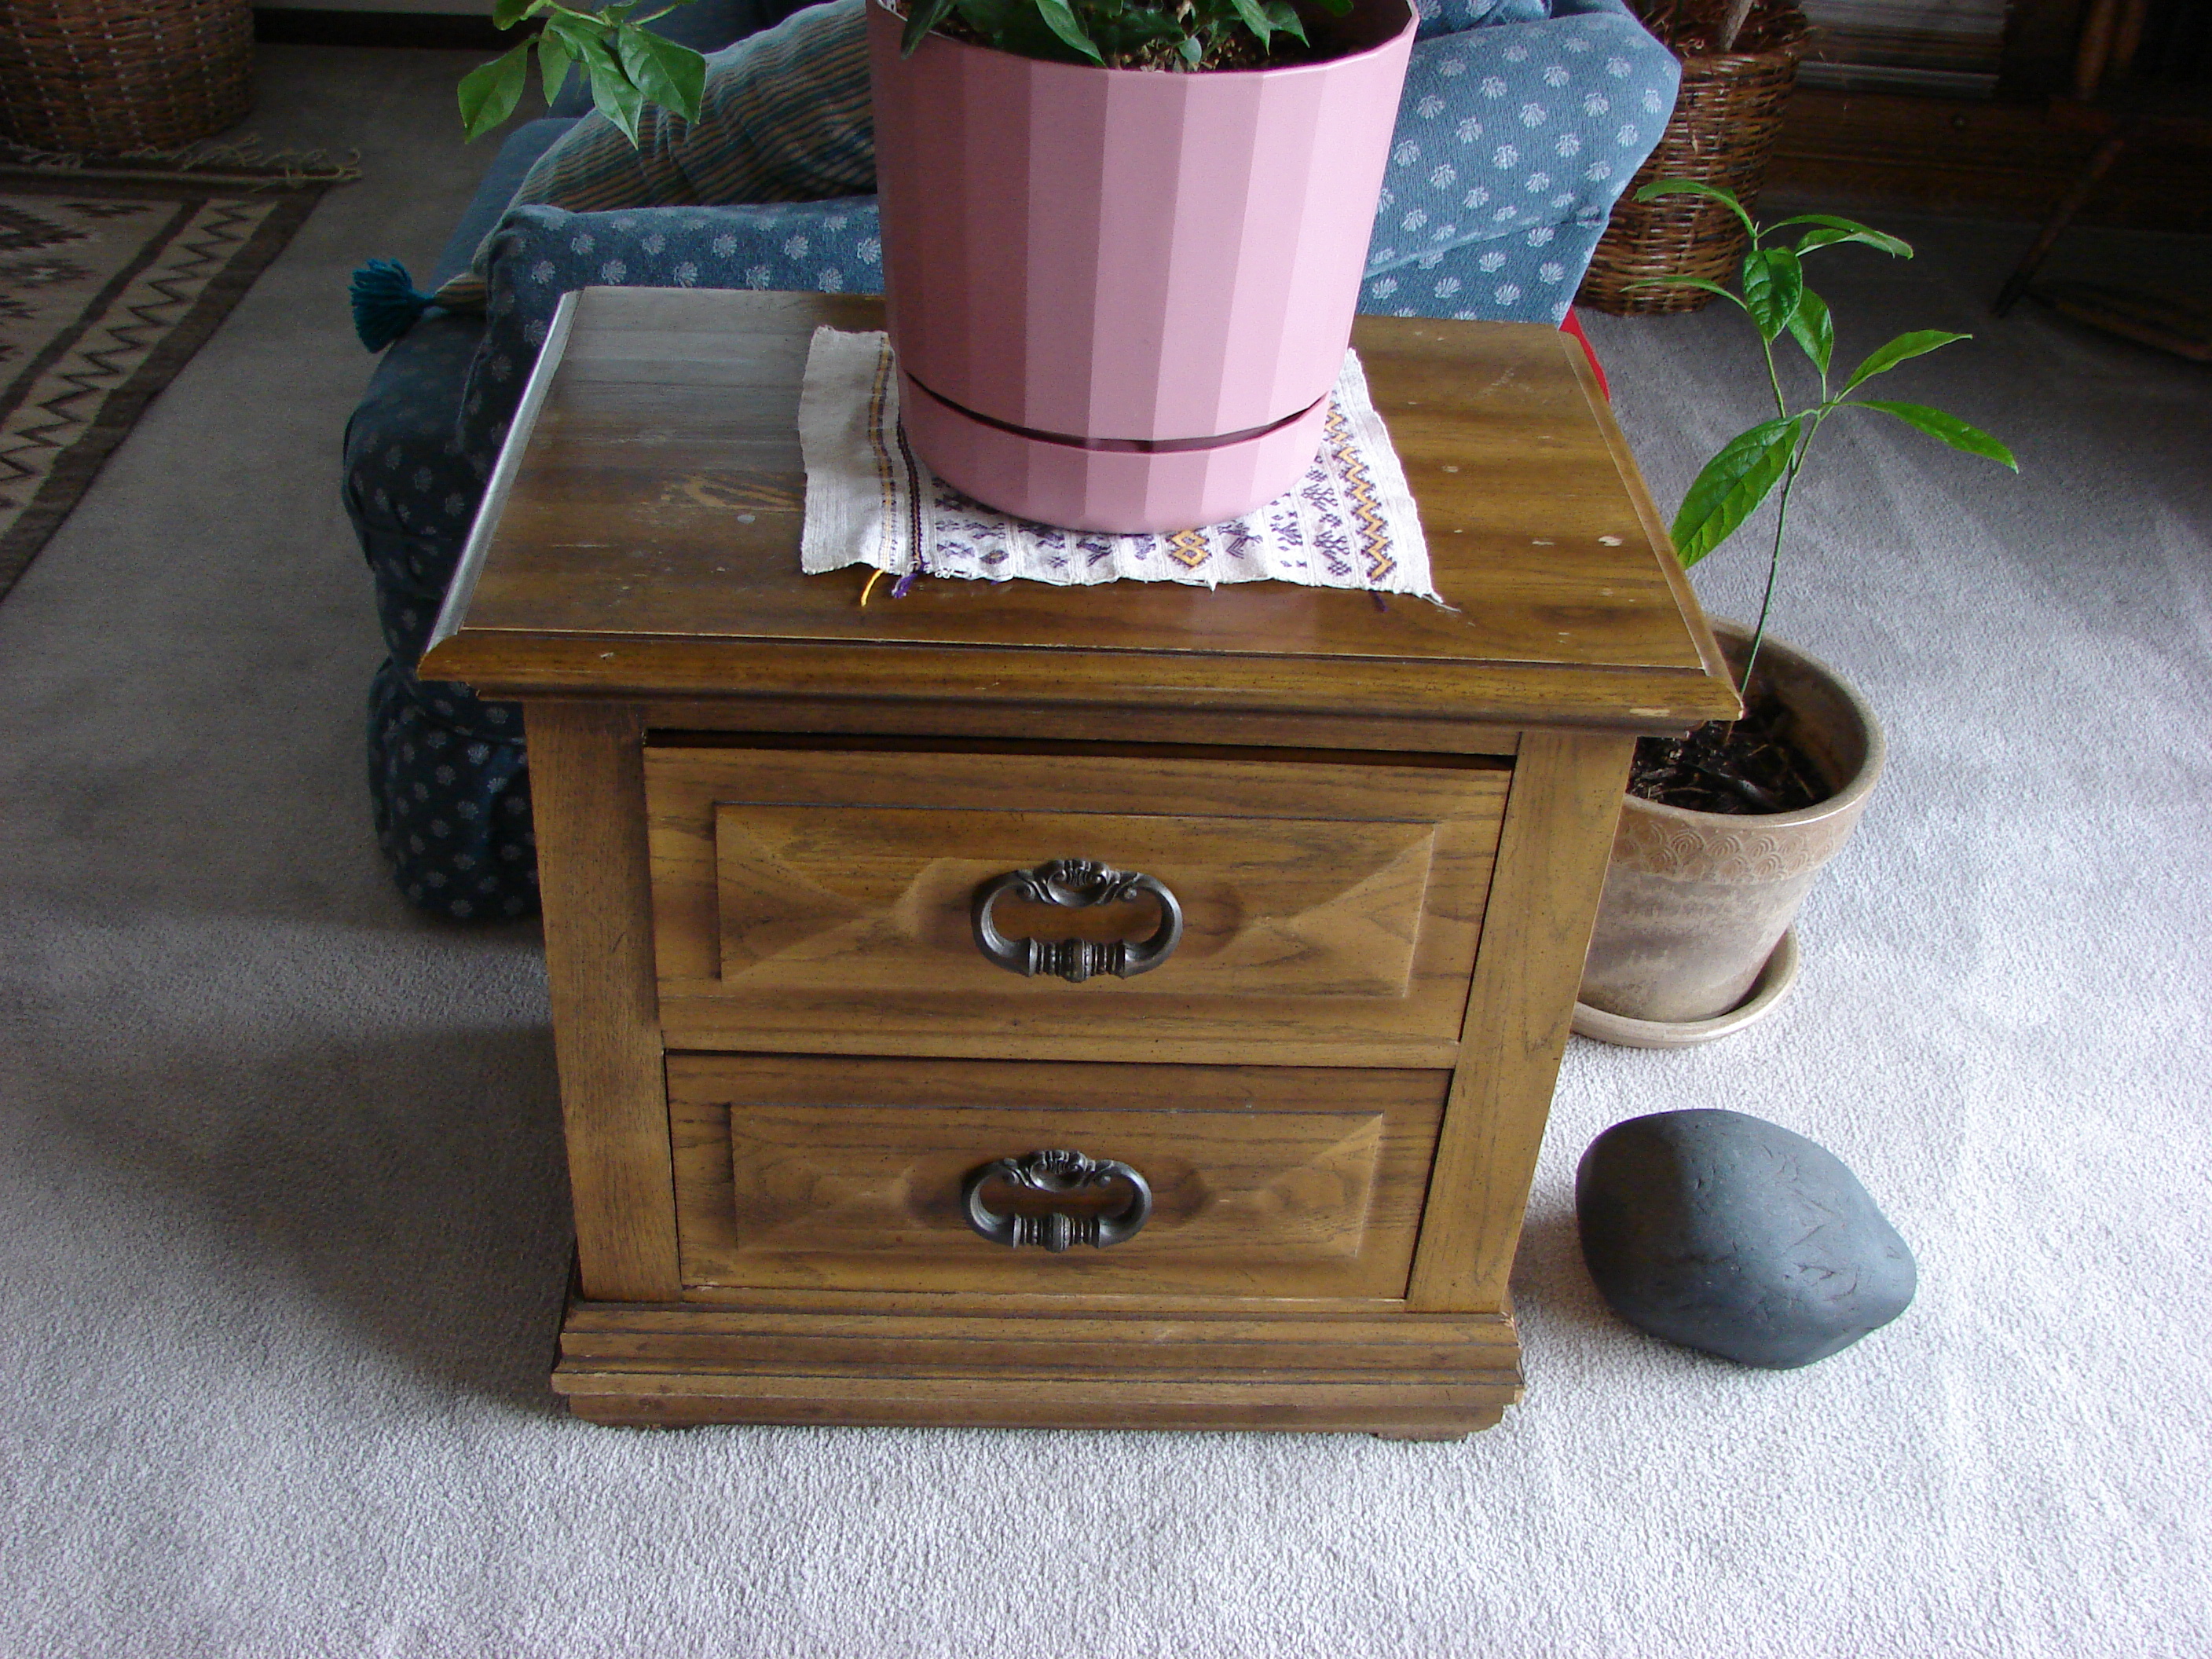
342, 306, 540, 920
1360, 211, 1610, 322
367, 660, 536, 922
1416, 0, 1551, 37
1362, 0, 1676, 324
430, 118, 576, 288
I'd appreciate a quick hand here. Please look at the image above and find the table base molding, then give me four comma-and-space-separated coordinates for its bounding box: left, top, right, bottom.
552, 1295, 1522, 1437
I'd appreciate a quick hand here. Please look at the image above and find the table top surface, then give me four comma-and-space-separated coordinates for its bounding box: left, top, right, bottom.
423, 287, 1737, 730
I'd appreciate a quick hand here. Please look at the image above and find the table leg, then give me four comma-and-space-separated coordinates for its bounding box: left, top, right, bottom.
1406, 728, 1634, 1313
526, 699, 681, 1302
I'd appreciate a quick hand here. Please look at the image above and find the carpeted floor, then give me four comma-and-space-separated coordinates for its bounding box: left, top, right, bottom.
0, 43, 2207, 1659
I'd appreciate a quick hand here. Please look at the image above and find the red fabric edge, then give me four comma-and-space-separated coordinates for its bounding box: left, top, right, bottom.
1558, 310, 1609, 401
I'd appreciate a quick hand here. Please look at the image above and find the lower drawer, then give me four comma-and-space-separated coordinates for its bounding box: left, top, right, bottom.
668, 1054, 1448, 1301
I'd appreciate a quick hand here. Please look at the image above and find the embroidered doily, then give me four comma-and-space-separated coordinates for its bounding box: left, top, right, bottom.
797, 328, 1437, 599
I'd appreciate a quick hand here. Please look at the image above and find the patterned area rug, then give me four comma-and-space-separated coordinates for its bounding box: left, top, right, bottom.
0, 167, 330, 601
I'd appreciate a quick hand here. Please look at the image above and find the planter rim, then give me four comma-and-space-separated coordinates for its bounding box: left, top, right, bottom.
1624, 624, 1886, 833
870, 0, 1416, 81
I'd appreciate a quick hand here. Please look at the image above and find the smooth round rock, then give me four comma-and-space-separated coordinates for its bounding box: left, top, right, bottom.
1576, 1109, 1917, 1370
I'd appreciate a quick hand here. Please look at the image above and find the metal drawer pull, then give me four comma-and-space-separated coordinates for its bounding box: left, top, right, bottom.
961, 1149, 1153, 1251
971, 858, 1184, 983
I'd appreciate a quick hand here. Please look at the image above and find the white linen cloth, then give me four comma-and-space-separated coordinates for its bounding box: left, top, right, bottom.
797, 328, 1437, 599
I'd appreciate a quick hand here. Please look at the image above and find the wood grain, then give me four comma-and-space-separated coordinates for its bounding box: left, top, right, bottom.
1407, 728, 1637, 1312
635, 697, 1528, 757
419, 288, 1742, 1434
525, 700, 680, 1301
419, 287, 1738, 731
646, 745, 1507, 1064
554, 1294, 1520, 1434
666, 1054, 1448, 1301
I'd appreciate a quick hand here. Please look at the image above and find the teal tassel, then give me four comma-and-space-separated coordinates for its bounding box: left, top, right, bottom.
350, 258, 438, 352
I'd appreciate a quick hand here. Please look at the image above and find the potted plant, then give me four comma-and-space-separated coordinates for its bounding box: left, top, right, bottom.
452, 0, 1416, 535
870, 0, 1414, 531
1575, 181, 2016, 1047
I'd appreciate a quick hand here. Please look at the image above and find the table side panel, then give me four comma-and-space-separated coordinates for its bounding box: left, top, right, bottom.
1408, 727, 1637, 1311
526, 700, 682, 1301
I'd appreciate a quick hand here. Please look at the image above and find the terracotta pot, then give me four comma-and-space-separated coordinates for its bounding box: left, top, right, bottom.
1578, 627, 1884, 1027
866, 0, 1415, 532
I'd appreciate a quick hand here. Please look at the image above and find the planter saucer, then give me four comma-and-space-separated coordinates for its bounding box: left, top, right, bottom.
1572, 928, 1801, 1049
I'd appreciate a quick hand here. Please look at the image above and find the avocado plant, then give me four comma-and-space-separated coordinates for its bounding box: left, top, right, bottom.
1646, 181, 2018, 701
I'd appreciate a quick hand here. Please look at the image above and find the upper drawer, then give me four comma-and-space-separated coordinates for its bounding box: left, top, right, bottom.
645, 743, 1511, 1064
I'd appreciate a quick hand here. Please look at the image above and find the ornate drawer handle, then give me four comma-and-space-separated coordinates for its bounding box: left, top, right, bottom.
971, 858, 1184, 983
962, 1150, 1153, 1251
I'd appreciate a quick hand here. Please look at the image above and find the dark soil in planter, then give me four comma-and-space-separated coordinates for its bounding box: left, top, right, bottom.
1629, 691, 1829, 815
921, 8, 1335, 71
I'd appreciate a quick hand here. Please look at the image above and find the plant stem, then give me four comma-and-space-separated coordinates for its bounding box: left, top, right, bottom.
1740, 457, 1796, 704
1762, 332, 1789, 425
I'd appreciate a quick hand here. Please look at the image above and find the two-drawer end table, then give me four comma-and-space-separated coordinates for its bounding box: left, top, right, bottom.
422, 287, 1737, 1437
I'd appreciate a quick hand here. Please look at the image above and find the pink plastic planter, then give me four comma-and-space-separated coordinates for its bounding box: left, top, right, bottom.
866, 0, 1416, 533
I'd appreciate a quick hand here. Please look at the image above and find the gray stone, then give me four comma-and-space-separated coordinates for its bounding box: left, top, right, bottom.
1575, 1109, 1917, 1370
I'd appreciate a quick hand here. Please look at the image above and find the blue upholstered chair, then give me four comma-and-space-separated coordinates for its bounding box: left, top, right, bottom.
343, 0, 1677, 917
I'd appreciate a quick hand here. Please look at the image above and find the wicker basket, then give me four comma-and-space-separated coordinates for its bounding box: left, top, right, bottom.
1577, 0, 1809, 316
0, 0, 253, 154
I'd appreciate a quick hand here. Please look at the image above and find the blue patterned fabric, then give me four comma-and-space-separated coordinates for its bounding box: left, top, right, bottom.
343, 309, 540, 918
457, 198, 882, 462
347, 0, 1679, 917
1363, 0, 1677, 320
1417, 0, 1551, 35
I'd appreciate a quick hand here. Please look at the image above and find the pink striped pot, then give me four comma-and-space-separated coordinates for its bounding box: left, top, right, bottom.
866, 0, 1416, 533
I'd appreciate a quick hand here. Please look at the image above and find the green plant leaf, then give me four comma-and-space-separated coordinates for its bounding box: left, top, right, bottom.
535, 31, 573, 104
1228, 0, 1275, 44
492, 0, 538, 29
1179, 31, 1204, 60
458, 42, 530, 140
617, 23, 705, 123
1643, 273, 1745, 308
1265, 1, 1309, 42
1771, 214, 1913, 259
1785, 282, 1833, 375
1635, 178, 1756, 244
900, 0, 958, 53
1312, 0, 1353, 13
1033, 0, 1105, 60
541, 13, 594, 54
953, 0, 1085, 59
1739, 246, 1804, 342
1671, 416, 1802, 568
569, 32, 644, 143
1855, 401, 2019, 470
1842, 328, 1968, 392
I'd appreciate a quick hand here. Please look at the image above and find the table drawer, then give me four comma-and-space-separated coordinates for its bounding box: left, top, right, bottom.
669, 1054, 1448, 1300
646, 744, 1510, 1064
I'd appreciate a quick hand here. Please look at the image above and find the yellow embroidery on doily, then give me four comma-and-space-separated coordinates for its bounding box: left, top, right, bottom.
1325, 397, 1394, 585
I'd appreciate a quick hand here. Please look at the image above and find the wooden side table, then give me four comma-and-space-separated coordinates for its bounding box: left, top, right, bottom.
423, 287, 1737, 1437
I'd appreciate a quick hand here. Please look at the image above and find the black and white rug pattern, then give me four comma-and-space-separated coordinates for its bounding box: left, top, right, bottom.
0, 170, 324, 601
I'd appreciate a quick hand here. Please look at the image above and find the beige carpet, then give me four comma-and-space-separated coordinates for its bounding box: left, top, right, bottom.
0, 42, 2206, 1658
